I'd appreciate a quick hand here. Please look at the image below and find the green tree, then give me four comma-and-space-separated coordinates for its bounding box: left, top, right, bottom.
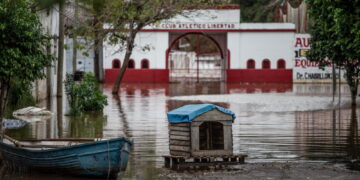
33, 0, 104, 83
0, 0, 54, 139
232, 0, 303, 22
64, 73, 107, 115
104, 0, 223, 94
70, 0, 222, 94
307, 0, 360, 106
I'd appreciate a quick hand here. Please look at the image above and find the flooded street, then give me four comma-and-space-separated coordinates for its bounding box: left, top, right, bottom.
4, 83, 360, 179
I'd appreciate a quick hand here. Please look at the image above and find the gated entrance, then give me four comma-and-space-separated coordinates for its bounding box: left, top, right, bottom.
167, 32, 227, 82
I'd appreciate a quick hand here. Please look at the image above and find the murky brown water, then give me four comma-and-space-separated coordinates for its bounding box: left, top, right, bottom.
4, 82, 360, 179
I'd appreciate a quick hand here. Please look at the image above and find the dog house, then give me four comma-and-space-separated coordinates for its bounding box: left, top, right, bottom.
167, 104, 235, 157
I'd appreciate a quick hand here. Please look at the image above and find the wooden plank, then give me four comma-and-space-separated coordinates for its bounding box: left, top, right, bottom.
170, 150, 190, 157
177, 161, 242, 168
191, 125, 199, 151
222, 154, 248, 158
170, 135, 190, 141
170, 131, 190, 136
170, 145, 190, 152
170, 140, 190, 146
170, 123, 190, 127
193, 109, 233, 122
169, 126, 190, 132
192, 149, 232, 157
163, 154, 247, 159
223, 125, 233, 151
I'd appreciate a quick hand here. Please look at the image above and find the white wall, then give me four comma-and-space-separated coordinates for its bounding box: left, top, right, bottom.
228, 32, 241, 69
105, 25, 296, 71
103, 32, 169, 69
36, 6, 60, 98
145, 9, 240, 30
228, 24, 294, 69
239, 23, 294, 30
65, 38, 95, 73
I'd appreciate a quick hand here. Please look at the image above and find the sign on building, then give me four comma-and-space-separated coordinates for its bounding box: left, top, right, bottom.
293, 34, 344, 83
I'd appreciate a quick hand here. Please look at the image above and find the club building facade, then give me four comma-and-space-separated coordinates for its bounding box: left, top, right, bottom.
103, 5, 335, 84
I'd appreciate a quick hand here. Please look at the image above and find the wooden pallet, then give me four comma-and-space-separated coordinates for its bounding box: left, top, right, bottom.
163, 154, 247, 170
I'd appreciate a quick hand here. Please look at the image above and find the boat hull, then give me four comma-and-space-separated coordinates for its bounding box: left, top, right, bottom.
0, 137, 132, 177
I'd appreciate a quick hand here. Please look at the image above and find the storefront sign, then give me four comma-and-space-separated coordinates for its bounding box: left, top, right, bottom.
153, 23, 237, 30
293, 34, 343, 83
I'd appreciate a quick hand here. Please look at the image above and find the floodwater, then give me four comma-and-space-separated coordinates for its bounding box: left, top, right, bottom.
4, 82, 360, 179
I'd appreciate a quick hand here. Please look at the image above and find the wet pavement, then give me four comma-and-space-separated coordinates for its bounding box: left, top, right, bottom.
4, 82, 360, 179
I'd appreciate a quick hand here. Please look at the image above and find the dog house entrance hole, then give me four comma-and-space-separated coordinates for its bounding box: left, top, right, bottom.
199, 121, 224, 150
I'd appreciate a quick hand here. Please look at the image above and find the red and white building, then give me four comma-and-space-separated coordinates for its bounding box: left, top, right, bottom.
103, 5, 335, 83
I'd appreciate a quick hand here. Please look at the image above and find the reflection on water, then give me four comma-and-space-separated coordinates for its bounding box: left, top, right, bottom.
4, 82, 360, 179
347, 108, 360, 170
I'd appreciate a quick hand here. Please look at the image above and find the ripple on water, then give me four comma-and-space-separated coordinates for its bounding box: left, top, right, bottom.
6, 83, 360, 179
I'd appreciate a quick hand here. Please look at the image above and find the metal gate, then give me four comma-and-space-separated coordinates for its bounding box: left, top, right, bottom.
168, 33, 226, 82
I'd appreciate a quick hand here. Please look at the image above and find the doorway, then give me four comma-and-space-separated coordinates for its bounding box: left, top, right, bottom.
167, 33, 225, 82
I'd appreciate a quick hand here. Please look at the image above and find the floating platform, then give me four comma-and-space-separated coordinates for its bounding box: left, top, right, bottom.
163, 154, 247, 170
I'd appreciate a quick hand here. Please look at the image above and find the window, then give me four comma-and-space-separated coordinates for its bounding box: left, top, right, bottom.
112, 59, 120, 69
247, 59, 255, 69
141, 59, 149, 69
262, 59, 271, 69
199, 122, 224, 150
128, 59, 135, 69
277, 59, 286, 69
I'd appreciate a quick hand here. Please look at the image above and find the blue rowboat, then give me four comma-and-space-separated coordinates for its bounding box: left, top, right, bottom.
0, 136, 132, 177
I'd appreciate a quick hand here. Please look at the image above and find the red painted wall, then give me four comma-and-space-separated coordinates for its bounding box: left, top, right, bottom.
227, 69, 293, 83
104, 69, 169, 83
105, 69, 292, 83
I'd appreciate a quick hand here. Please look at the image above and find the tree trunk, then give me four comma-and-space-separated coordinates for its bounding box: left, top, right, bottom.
350, 80, 359, 107
332, 63, 336, 102
46, 38, 52, 99
98, 39, 104, 82
94, 37, 101, 81
57, 1, 65, 97
73, 0, 78, 74
56, 97, 63, 138
0, 83, 9, 141
112, 30, 137, 94
345, 65, 359, 107
72, 37, 77, 74
93, 1, 104, 82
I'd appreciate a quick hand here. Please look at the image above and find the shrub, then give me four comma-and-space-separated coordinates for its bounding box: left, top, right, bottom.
64, 73, 107, 115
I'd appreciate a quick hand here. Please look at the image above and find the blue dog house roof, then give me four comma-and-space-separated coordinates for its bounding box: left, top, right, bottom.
167, 104, 236, 123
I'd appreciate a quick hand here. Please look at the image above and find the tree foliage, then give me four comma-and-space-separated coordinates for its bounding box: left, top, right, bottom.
31, 0, 225, 93
307, 0, 360, 105
232, 0, 303, 22
0, 0, 54, 138
0, 0, 53, 86
64, 73, 107, 115
68, 0, 224, 94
